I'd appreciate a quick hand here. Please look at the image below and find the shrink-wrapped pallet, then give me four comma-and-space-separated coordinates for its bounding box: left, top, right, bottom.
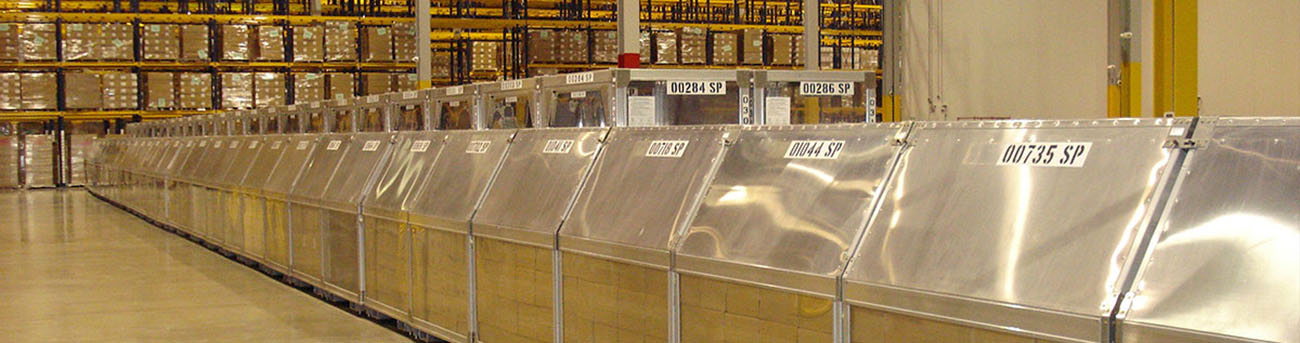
102, 72, 138, 110
472, 41, 499, 71
21, 23, 57, 61
62, 23, 97, 61
100, 23, 135, 60
677, 27, 706, 64
528, 29, 555, 63
0, 73, 20, 110
142, 24, 180, 60
361, 73, 391, 95
256, 25, 285, 61
145, 72, 175, 109
711, 32, 737, 65
326, 73, 354, 100
20, 73, 57, 110
557, 30, 588, 63
177, 72, 212, 109
255, 72, 286, 107
64, 72, 103, 109
392, 22, 416, 62
0, 24, 19, 61
738, 28, 763, 64
324, 21, 357, 61
180, 24, 210, 61
654, 31, 677, 64
221, 25, 252, 61
431, 53, 451, 78
222, 72, 254, 109
393, 73, 417, 92
362, 26, 393, 62
770, 34, 794, 65
292, 72, 324, 104
293, 24, 324, 62
640, 30, 651, 63
592, 30, 617, 63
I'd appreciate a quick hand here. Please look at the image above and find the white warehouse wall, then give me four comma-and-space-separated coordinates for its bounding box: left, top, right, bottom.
1197, 0, 1300, 116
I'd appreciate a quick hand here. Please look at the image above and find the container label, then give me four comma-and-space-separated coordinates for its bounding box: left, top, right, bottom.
367, 95, 380, 103
997, 142, 1091, 168
501, 79, 523, 90
411, 140, 432, 152
765, 96, 791, 125
362, 140, 381, 151
446, 86, 463, 95
570, 91, 587, 99
466, 140, 491, 154
542, 139, 574, 154
668, 81, 726, 95
229, 141, 239, 149
645, 140, 689, 158
505, 96, 518, 103
213, 141, 222, 148
271, 141, 283, 149
627, 96, 656, 127
296, 141, 310, 150
249, 140, 259, 149
799, 81, 854, 96
566, 72, 594, 84
403, 91, 419, 99
311, 102, 321, 109
784, 140, 845, 159
326, 140, 342, 150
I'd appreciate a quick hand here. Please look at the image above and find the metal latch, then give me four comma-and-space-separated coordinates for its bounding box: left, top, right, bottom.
1163, 138, 1201, 149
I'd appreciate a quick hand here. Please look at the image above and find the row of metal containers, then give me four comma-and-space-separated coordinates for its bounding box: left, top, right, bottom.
0, 133, 96, 188
124, 69, 876, 138
87, 117, 1296, 343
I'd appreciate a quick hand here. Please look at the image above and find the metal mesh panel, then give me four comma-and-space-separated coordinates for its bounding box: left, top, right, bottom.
412, 227, 470, 335
241, 194, 266, 260
167, 181, 191, 232
203, 188, 226, 244
561, 252, 668, 343
475, 238, 553, 343
679, 274, 833, 343
290, 202, 324, 282
363, 215, 411, 317
221, 190, 244, 251
189, 185, 210, 238
264, 200, 291, 271
323, 209, 361, 296
849, 306, 1056, 343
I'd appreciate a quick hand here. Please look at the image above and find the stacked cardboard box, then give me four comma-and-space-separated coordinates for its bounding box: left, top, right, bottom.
866, 49, 880, 69
142, 24, 180, 60
145, 72, 175, 109
472, 41, 499, 71
62, 23, 97, 61
361, 73, 391, 95
0, 24, 19, 61
293, 25, 324, 62
21, 73, 57, 109
255, 26, 285, 61
0, 73, 20, 109
393, 73, 417, 92
326, 73, 354, 100
527, 29, 555, 63
819, 46, 835, 69
21, 24, 57, 61
222, 73, 254, 109
362, 26, 393, 62
102, 72, 138, 110
793, 35, 803, 66
180, 24, 210, 61
324, 21, 357, 61
677, 27, 706, 64
655, 31, 677, 64
392, 22, 416, 62
592, 30, 617, 64
221, 25, 251, 60
557, 30, 589, 63
177, 72, 212, 109
101, 24, 134, 60
431, 53, 451, 78
254, 72, 285, 107
770, 34, 794, 65
64, 73, 103, 109
292, 72, 324, 104
738, 29, 763, 65
712, 32, 738, 65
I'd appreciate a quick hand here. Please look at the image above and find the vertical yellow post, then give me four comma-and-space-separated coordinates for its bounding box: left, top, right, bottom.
1153, 0, 1197, 117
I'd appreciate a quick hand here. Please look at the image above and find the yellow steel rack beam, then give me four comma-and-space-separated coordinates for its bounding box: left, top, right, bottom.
0, 61, 415, 70
0, 12, 413, 24
427, 17, 880, 36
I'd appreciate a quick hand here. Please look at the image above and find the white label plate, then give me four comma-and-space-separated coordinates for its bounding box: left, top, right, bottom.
765, 96, 791, 125
403, 91, 419, 99
446, 86, 463, 95
645, 140, 689, 158
271, 141, 283, 149
570, 91, 587, 99
542, 139, 574, 154
362, 140, 381, 151
213, 141, 222, 148
411, 140, 432, 152
296, 141, 310, 150
249, 140, 259, 149
466, 140, 491, 154
667, 81, 726, 95
997, 142, 1092, 168
627, 96, 656, 127
229, 141, 239, 149
326, 140, 342, 151
784, 140, 845, 159
501, 79, 523, 90
799, 81, 855, 96
566, 72, 594, 84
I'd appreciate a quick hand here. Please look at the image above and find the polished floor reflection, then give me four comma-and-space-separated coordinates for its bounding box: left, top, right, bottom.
0, 189, 412, 342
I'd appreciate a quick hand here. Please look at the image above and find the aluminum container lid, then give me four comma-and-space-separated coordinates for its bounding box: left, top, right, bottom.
404, 129, 516, 233
363, 131, 446, 217
262, 134, 318, 197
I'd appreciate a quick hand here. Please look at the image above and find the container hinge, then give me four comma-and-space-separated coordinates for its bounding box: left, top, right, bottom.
1163, 138, 1201, 150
